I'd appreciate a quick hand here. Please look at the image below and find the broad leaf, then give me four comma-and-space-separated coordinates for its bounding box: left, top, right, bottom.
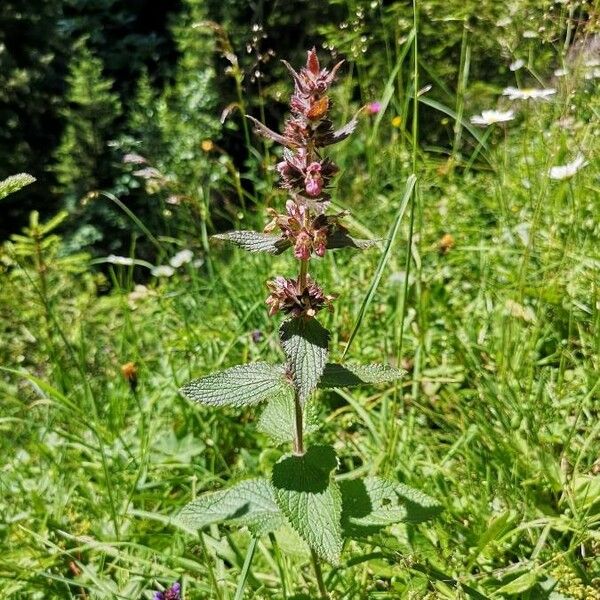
319, 363, 405, 388
258, 394, 318, 444
340, 477, 442, 537
180, 363, 289, 408
280, 317, 329, 404
272, 445, 342, 564
179, 478, 285, 536
213, 230, 290, 254
0, 173, 36, 201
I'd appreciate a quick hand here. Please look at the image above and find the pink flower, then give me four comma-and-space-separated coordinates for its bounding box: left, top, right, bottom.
367, 101, 382, 115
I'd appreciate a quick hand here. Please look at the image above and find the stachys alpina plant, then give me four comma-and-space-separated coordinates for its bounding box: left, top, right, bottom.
178, 48, 440, 596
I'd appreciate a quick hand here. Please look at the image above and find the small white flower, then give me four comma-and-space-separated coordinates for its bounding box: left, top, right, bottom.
584, 68, 600, 80
470, 109, 515, 126
549, 155, 588, 180
107, 255, 136, 266
502, 86, 556, 100
554, 68, 568, 77
510, 59, 524, 71
496, 17, 511, 27
169, 249, 194, 268
151, 265, 175, 277
523, 30, 538, 39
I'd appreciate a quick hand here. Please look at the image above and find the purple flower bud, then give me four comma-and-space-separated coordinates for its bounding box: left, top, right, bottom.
153, 582, 181, 600
305, 162, 323, 197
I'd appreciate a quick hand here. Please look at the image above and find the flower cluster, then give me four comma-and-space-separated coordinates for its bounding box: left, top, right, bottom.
266, 275, 334, 318
265, 200, 348, 260
249, 48, 360, 318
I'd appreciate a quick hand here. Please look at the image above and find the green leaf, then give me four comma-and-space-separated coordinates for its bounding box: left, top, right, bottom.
272, 445, 342, 564
340, 477, 442, 536
178, 478, 286, 536
213, 230, 290, 254
258, 393, 318, 444
0, 173, 36, 201
180, 363, 289, 408
280, 317, 329, 404
319, 363, 405, 388
327, 228, 377, 251
496, 567, 541, 595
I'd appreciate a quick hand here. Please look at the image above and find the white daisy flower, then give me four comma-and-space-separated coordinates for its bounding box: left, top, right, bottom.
470, 110, 515, 126
502, 86, 556, 100
107, 255, 136, 266
510, 59, 525, 71
151, 265, 175, 277
169, 249, 194, 268
548, 155, 587, 180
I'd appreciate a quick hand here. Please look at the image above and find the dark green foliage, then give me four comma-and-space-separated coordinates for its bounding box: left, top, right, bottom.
52, 40, 123, 251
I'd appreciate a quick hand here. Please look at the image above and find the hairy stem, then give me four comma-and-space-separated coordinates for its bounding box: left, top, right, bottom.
292, 390, 304, 455
299, 257, 308, 290
311, 548, 328, 599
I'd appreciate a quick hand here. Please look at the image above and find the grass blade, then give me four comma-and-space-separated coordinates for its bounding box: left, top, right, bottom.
342, 174, 416, 358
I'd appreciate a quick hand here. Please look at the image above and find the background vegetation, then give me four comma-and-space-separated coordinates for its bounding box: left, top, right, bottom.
1, 0, 599, 598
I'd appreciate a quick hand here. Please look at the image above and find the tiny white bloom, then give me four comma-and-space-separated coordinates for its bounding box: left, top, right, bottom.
470, 109, 515, 126
549, 155, 588, 180
496, 17, 511, 27
554, 68, 568, 77
169, 249, 194, 268
151, 265, 175, 277
584, 68, 600, 80
502, 86, 556, 100
523, 30, 538, 39
107, 255, 136, 266
510, 59, 524, 71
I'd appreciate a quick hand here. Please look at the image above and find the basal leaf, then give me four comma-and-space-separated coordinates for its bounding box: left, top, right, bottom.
272, 445, 342, 564
178, 478, 285, 536
340, 477, 442, 537
280, 317, 329, 404
0, 173, 36, 201
180, 363, 289, 408
258, 393, 319, 444
319, 363, 405, 388
213, 230, 290, 254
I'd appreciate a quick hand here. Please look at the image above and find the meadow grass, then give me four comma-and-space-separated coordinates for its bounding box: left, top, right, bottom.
1, 16, 599, 600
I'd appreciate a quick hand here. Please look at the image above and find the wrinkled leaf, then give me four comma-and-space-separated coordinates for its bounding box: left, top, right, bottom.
258, 393, 319, 444
319, 363, 405, 388
280, 317, 329, 404
213, 230, 291, 254
179, 478, 285, 536
0, 173, 36, 201
341, 477, 442, 537
180, 363, 289, 408
272, 445, 342, 564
